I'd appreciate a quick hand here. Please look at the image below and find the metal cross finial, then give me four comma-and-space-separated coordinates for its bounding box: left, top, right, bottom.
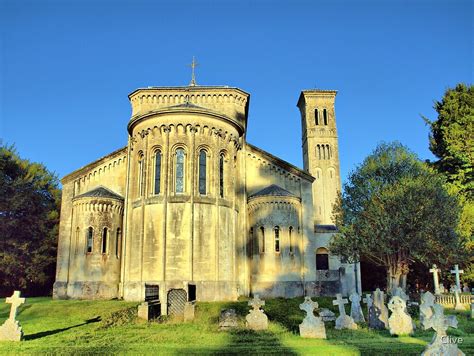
189, 56, 198, 86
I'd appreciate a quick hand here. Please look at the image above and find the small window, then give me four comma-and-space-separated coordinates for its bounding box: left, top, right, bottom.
289, 226, 293, 253
259, 226, 265, 253
176, 148, 185, 193
274, 226, 280, 252
138, 154, 144, 196
115, 228, 121, 258
316, 247, 329, 270
102, 227, 108, 254
315, 108, 319, 125
317, 145, 321, 160
198, 150, 207, 195
249, 227, 254, 256
323, 109, 328, 125
86, 227, 93, 253
154, 151, 162, 195
188, 284, 196, 301
219, 153, 225, 198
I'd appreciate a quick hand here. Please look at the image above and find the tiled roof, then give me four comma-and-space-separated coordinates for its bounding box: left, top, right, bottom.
74, 186, 124, 200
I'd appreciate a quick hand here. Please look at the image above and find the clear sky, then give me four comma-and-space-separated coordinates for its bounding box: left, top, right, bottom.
1, 0, 472, 185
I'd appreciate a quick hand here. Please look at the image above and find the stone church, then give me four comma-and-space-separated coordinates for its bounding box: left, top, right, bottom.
53, 81, 362, 313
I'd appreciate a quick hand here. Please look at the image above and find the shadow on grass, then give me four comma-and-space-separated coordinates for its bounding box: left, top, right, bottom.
24, 316, 101, 340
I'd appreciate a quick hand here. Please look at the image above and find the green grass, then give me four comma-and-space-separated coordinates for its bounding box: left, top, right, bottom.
0, 296, 472, 355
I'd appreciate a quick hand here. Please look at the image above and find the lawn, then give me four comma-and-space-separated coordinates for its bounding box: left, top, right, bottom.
0, 296, 472, 355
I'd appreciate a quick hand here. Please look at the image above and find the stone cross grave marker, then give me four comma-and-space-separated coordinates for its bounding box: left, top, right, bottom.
0, 291, 26, 341
6, 291, 25, 321
333, 294, 348, 316
387, 296, 414, 336
249, 294, 265, 311
453, 287, 464, 311
372, 288, 389, 329
429, 264, 441, 295
349, 292, 365, 323
333, 293, 357, 330
451, 264, 464, 292
419, 291, 435, 328
299, 297, 326, 339
246, 295, 268, 331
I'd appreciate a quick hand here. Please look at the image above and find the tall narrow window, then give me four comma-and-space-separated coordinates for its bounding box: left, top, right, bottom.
274, 226, 280, 252
219, 153, 225, 198
102, 227, 108, 254
154, 151, 161, 195
198, 150, 207, 195
289, 226, 293, 253
323, 109, 328, 125
116, 228, 121, 258
75, 227, 80, 255
176, 148, 185, 193
86, 227, 93, 253
317, 145, 321, 160
138, 154, 144, 196
249, 227, 254, 257
259, 226, 265, 253
315, 109, 319, 125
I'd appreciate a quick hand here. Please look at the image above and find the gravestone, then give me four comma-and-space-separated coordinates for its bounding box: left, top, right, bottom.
184, 302, 195, 322
319, 308, 336, 322
363, 294, 376, 327
332, 294, 357, 330
453, 287, 465, 311
219, 309, 238, 331
349, 292, 365, 323
462, 284, 470, 293
299, 297, 326, 339
421, 303, 465, 356
0, 291, 26, 341
420, 291, 435, 329
451, 265, 464, 292
471, 303, 474, 319
245, 295, 268, 331
439, 283, 446, 294
429, 264, 441, 295
372, 288, 389, 329
388, 296, 414, 336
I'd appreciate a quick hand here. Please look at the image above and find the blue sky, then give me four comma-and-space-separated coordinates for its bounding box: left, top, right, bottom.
1, 0, 471, 185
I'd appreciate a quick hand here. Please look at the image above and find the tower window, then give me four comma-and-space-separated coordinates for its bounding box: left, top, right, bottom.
249, 227, 254, 257
198, 150, 207, 195
323, 109, 328, 125
315, 109, 319, 125
75, 227, 80, 255
138, 154, 144, 196
115, 228, 121, 258
259, 226, 265, 253
219, 153, 225, 198
316, 247, 329, 270
102, 227, 108, 254
176, 148, 185, 193
289, 226, 293, 253
154, 150, 162, 195
274, 226, 280, 252
86, 227, 93, 253
317, 145, 321, 160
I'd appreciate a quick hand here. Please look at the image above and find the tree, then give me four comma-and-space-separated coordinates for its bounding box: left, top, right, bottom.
0, 143, 61, 296
329, 142, 462, 291
424, 83, 474, 283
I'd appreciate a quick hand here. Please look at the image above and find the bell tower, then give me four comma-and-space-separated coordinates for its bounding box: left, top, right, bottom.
297, 90, 341, 226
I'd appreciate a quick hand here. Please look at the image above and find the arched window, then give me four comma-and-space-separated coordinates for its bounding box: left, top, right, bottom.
102, 227, 108, 254
115, 228, 121, 258
154, 150, 162, 195
86, 227, 94, 253
317, 145, 321, 160
198, 149, 207, 195
314, 108, 319, 125
316, 247, 329, 270
175, 148, 185, 193
219, 153, 225, 198
323, 109, 328, 125
75, 227, 80, 255
289, 226, 293, 253
138, 154, 144, 196
326, 145, 331, 159
249, 227, 254, 257
259, 226, 265, 253
274, 226, 280, 252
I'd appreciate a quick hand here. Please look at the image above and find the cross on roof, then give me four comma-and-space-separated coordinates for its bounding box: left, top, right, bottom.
189, 56, 198, 86
6, 291, 25, 321
249, 294, 265, 311
332, 293, 348, 316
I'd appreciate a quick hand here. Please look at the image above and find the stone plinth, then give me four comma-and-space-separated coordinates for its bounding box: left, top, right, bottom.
0, 319, 23, 342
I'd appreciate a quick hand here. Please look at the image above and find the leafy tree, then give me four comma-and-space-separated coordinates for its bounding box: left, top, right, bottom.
424, 83, 474, 283
329, 142, 462, 291
0, 143, 61, 296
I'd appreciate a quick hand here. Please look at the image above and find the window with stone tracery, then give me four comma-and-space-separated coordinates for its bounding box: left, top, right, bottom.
175, 148, 185, 193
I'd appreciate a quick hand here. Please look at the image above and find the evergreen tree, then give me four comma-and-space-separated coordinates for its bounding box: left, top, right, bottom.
0, 143, 61, 296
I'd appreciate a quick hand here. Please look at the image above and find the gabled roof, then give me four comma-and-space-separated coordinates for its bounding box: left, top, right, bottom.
249, 184, 297, 198
74, 186, 124, 201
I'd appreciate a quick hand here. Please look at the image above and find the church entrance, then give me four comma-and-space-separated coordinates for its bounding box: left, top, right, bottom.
167, 289, 187, 316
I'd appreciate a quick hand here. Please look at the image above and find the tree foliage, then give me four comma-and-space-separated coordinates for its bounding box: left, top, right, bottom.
0, 143, 61, 296
329, 142, 462, 291
424, 83, 474, 283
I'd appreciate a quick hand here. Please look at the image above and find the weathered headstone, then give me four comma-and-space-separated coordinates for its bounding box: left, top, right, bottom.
439, 283, 446, 294
388, 296, 414, 336
184, 302, 195, 322
453, 287, 465, 311
420, 291, 435, 328
319, 308, 336, 322
245, 295, 268, 331
372, 288, 389, 329
332, 294, 357, 330
421, 303, 465, 356
430, 264, 441, 295
349, 292, 365, 323
462, 284, 470, 293
219, 309, 238, 331
298, 297, 326, 339
451, 265, 464, 292
0, 291, 26, 342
